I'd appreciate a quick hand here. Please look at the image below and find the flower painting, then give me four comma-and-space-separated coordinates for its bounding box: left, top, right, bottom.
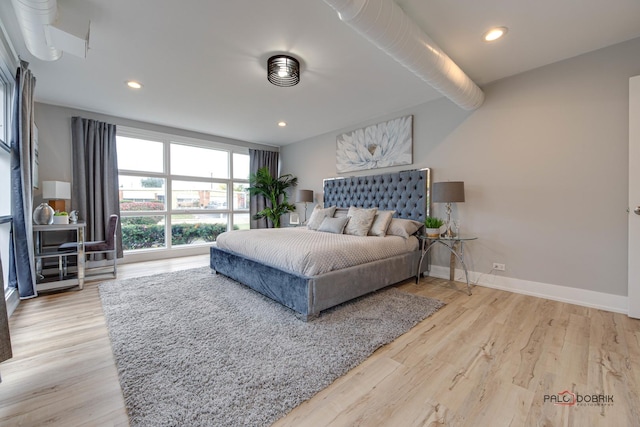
336, 115, 412, 174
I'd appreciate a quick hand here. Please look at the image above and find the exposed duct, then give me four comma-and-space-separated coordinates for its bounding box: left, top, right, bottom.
11, 0, 89, 61
323, 0, 484, 110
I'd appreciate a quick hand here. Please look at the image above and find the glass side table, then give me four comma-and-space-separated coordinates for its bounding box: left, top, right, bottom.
416, 235, 478, 295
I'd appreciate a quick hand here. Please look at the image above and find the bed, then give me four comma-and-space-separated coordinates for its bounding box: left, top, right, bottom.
209, 168, 431, 320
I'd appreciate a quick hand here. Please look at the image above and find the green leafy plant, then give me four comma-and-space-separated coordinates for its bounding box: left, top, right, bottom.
54, 211, 69, 216
248, 166, 298, 228
424, 216, 444, 228
121, 223, 238, 250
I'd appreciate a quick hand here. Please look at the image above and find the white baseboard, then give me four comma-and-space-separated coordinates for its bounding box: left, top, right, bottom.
427, 265, 628, 315
5, 288, 20, 317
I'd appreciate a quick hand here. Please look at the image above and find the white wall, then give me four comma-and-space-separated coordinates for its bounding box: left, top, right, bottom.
281, 36, 640, 299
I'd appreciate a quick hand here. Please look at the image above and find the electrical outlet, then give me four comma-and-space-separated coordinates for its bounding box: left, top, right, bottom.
493, 263, 506, 271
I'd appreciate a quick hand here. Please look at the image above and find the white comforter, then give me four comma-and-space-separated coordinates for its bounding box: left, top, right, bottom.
215, 227, 418, 277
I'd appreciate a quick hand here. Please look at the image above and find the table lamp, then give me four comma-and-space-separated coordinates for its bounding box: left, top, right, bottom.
42, 181, 71, 212
297, 190, 314, 224
432, 181, 465, 237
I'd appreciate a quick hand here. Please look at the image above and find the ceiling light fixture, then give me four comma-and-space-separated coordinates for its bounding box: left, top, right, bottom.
482, 26, 508, 42
268, 55, 300, 87
126, 80, 143, 89
278, 121, 287, 127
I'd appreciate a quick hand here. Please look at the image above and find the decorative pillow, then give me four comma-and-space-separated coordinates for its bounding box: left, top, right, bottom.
332, 208, 349, 218
368, 210, 396, 237
317, 216, 350, 234
307, 205, 336, 230
344, 206, 378, 236
386, 218, 424, 238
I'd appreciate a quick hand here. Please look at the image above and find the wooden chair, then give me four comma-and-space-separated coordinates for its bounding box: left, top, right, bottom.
59, 215, 119, 278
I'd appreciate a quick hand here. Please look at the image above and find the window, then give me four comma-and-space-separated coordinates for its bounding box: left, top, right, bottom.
116, 128, 250, 252
0, 81, 7, 148
0, 43, 14, 295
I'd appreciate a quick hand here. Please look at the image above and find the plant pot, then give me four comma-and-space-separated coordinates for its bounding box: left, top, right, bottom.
53, 215, 69, 225
425, 228, 441, 238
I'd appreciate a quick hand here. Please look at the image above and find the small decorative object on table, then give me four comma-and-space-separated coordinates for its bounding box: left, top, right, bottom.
68, 210, 78, 224
289, 212, 300, 225
424, 216, 444, 238
33, 203, 55, 225
52, 211, 69, 224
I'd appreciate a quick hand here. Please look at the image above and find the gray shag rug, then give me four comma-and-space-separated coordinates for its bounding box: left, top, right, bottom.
99, 267, 444, 427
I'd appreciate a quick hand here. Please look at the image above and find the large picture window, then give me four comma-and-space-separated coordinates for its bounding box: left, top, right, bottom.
116, 128, 250, 252
0, 50, 14, 295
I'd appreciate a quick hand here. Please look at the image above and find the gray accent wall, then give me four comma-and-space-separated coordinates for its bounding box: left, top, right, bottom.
281, 36, 640, 297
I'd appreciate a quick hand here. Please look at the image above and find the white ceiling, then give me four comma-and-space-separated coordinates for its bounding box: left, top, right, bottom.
1, 0, 639, 146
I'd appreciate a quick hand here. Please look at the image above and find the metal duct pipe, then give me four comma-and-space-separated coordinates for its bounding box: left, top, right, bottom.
323, 0, 484, 110
11, 0, 62, 61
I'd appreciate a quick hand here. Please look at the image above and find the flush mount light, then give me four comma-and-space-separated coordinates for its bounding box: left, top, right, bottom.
126, 80, 143, 89
482, 26, 508, 42
278, 121, 287, 127
267, 55, 300, 87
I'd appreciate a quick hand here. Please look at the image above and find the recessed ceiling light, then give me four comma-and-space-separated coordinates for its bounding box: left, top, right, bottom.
126, 80, 143, 89
482, 26, 508, 42
278, 121, 287, 127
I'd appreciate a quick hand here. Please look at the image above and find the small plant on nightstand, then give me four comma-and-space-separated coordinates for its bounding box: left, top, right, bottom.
424, 216, 444, 238
53, 211, 69, 224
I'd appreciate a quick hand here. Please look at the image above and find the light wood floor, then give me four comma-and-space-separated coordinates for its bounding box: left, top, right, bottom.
1, 255, 639, 427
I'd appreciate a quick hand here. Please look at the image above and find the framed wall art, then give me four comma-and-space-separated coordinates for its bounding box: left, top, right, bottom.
336, 115, 412, 174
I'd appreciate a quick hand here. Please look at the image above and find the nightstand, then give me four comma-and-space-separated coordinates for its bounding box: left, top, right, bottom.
416, 235, 477, 295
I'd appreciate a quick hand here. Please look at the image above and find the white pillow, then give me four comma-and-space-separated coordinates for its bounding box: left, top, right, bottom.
368, 210, 396, 237
386, 218, 423, 238
317, 216, 350, 234
344, 206, 378, 236
307, 205, 336, 230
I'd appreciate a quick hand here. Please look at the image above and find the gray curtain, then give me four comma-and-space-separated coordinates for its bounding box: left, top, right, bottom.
71, 117, 123, 259
249, 149, 278, 229
8, 61, 37, 299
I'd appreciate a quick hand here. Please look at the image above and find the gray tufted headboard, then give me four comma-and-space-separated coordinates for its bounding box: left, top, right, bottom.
323, 168, 431, 221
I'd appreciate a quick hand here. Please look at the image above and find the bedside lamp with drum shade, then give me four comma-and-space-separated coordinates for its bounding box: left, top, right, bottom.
297, 190, 314, 224
42, 181, 71, 212
432, 181, 465, 237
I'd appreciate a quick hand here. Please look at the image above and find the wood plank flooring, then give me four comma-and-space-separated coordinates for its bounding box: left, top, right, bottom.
0, 255, 638, 426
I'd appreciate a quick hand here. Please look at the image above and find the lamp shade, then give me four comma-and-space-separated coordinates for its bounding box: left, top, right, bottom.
42, 181, 71, 200
432, 181, 465, 203
297, 189, 314, 203
268, 55, 300, 87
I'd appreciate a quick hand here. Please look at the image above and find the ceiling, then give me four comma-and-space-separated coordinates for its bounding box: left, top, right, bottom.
1, 0, 639, 146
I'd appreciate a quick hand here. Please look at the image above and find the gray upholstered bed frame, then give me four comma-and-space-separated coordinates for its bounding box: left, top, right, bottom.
210, 168, 431, 320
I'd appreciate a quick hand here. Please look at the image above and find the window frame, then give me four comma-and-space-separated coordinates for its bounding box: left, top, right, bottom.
116, 126, 250, 253
0, 29, 16, 297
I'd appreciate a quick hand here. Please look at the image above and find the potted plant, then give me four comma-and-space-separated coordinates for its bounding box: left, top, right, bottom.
53, 211, 69, 225
248, 167, 298, 228
424, 216, 444, 238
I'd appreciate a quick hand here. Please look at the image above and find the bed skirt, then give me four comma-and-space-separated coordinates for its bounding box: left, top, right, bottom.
210, 246, 426, 320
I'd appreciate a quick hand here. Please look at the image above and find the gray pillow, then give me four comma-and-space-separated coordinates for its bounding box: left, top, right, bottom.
386, 218, 424, 238
307, 205, 336, 230
368, 210, 396, 237
317, 216, 350, 234
344, 206, 378, 236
